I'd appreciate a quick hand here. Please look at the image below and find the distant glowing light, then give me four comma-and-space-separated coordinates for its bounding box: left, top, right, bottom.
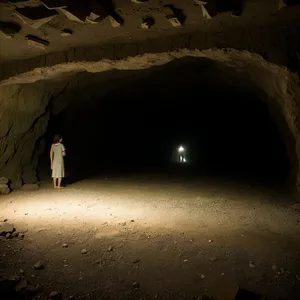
178, 146, 184, 152
183, 158, 186, 162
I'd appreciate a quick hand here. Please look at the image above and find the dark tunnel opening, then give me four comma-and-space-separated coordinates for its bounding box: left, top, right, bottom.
40, 58, 291, 186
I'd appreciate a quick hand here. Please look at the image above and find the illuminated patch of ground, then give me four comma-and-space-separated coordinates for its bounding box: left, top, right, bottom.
0, 176, 300, 299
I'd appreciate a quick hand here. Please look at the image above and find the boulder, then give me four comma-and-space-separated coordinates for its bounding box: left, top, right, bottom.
0, 184, 10, 195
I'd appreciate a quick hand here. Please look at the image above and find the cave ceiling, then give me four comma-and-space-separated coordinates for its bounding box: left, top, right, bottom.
0, 0, 300, 65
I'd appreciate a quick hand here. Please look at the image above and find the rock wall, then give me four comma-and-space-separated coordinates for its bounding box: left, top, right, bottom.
0, 84, 52, 188
1, 6, 300, 82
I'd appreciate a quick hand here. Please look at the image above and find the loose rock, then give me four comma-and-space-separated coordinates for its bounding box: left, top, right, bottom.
249, 261, 255, 268
0, 222, 14, 235
81, 249, 87, 254
34, 261, 44, 270
108, 246, 113, 252
200, 274, 205, 279
62, 243, 68, 248
49, 291, 59, 298
132, 281, 139, 289
12, 231, 19, 237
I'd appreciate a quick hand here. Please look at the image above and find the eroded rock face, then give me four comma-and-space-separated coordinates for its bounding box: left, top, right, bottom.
0, 49, 299, 196
0, 84, 51, 187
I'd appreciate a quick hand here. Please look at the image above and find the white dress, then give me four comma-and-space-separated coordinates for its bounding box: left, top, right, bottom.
51, 143, 66, 178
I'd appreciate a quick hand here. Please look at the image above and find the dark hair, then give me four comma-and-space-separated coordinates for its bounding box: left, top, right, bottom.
53, 134, 62, 144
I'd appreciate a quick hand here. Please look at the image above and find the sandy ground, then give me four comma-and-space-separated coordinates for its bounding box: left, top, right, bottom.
1, 175, 300, 300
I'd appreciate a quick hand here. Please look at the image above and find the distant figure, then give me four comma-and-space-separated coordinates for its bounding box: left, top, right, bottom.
50, 134, 66, 189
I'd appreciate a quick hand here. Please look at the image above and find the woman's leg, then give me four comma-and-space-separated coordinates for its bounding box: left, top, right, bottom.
57, 177, 63, 188
53, 177, 57, 188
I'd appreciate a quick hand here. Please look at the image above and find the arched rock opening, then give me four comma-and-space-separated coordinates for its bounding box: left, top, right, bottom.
0, 49, 299, 195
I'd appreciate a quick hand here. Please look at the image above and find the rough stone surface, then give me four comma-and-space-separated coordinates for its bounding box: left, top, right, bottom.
0, 1, 299, 196
0, 21, 21, 38
0, 84, 51, 187
26, 34, 50, 49
0, 176, 9, 184
0, 183, 10, 194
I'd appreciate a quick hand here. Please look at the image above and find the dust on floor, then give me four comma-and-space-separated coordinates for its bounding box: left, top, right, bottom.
0, 176, 300, 300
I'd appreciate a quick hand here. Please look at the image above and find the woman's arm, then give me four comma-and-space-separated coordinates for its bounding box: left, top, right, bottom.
50, 146, 54, 169
62, 144, 66, 157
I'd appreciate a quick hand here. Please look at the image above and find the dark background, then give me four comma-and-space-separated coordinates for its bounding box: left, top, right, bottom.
42, 59, 290, 184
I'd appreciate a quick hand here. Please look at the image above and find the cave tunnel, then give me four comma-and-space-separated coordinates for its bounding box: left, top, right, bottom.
1, 50, 300, 299
38, 55, 294, 189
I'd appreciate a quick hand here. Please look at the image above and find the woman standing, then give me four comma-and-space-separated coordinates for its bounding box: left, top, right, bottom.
50, 134, 66, 189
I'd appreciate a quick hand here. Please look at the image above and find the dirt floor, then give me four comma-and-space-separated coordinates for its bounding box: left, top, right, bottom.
1, 175, 300, 300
